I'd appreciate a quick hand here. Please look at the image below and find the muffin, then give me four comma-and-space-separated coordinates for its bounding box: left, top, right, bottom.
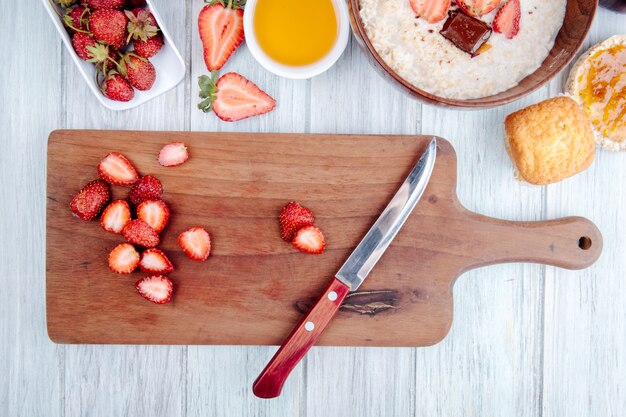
566, 35, 626, 151
504, 97, 596, 185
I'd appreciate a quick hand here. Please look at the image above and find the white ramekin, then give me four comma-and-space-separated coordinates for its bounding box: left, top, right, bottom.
243, 0, 350, 79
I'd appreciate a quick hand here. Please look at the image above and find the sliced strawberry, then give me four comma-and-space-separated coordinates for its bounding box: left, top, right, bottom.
158, 142, 189, 167
98, 152, 139, 185
279, 201, 315, 242
136, 199, 170, 233
456, 0, 502, 17
198, 1, 245, 71
69, 179, 110, 221
128, 175, 163, 205
135, 275, 173, 304
198, 72, 276, 122
139, 248, 174, 274
409, 0, 451, 23
292, 225, 325, 254
100, 199, 131, 234
123, 219, 160, 248
178, 227, 211, 261
493, 0, 520, 39
108, 242, 140, 274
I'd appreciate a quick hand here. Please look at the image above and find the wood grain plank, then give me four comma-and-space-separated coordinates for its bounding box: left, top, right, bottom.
542, 10, 626, 417
60, 1, 188, 416
0, 3, 63, 417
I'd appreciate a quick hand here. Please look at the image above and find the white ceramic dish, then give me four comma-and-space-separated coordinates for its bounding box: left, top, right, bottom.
42, 0, 185, 111
243, 0, 350, 79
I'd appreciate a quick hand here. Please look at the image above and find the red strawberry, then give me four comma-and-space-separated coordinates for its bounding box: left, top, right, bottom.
108, 242, 140, 274
126, 8, 159, 42
409, 0, 451, 23
136, 199, 169, 233
158, 142, 188, 167
198, 72, 276, 122
198, 0, 245, 71
493, 0, 520, 39
178, 227, 211, 261
72, 32, 96, 60
135, 275, 173, 304
123, 219, 160, 248
134, 34, 163, 58
100, 199, 131, 234
98, 152, 139, 185
87, 0, 124, 9
126, 0, 147, 8
279, 201, 315, 242
292, 225, 325, 254
129, 175, 163, 205
63, 6, 89, 33
139, 248, 174, 274
90, 9, 128, 49
101, 73, 134, 102
456, 0, 502, 17
130, 7, 157, 27
123, 55, 156, 91
69, 179, 110, 220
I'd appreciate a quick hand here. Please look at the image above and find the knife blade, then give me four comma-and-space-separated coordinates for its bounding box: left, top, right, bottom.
252, 138, 437, 399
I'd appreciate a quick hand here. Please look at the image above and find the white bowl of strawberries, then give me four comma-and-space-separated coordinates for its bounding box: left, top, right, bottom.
43, 0, 185, 110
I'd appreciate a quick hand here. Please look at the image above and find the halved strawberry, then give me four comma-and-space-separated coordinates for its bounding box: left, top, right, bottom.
292, 225, 325, 254
139, 248, 174, 274
108, 242, 140, 274
128, 175, 163, 205
198, 72, 276, 122
69, 179, 111, 221
123, 219, 160, 248
98, 152, 139, 186
100, 199, 131, 234
135, 275, 173, 304
158, 142, 189, 167
409, 0, 451, 24
136, 199, 170, 233
279, 201, 315, 242
493, 0, 520, 39
198, 0, 245, 71
456, 0, 502, 17
178, 227, 211, 261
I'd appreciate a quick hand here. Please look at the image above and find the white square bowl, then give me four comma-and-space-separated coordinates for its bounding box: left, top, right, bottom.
42, 0, 185, 111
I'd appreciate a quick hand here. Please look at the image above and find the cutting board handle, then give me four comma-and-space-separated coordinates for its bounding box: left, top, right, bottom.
465, 215, 603, 271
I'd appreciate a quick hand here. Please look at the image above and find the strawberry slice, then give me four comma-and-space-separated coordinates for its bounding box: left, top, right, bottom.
123, 219, 160, 248
493, 0, 520, 39
198, 72, 276, 122
135, 275, 173, 304
98, 152, 139, 186
178, 227, 211, 261
108, 243, 140, 274
139, 248, 174, 274
69, 179, 110, 221
100, 200, 131, 234
136, 199, 170, 233
279, 201, 315, 242
409, 0, 451, 23
292, 225, 325, 255
456, 0, 502, 16
198, 0, 245, 71
128, 175, 163, 206
158, 142, 189, 167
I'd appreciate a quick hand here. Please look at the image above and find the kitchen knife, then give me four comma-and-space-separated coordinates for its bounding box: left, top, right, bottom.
252, 138, 437, 399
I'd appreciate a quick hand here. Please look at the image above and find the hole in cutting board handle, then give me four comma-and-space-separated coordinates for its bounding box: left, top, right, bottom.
578, 236, 592, 250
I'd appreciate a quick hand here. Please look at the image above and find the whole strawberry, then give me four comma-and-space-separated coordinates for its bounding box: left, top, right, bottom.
134, 34, 163, 58
101, 73, 134, 102
123, 54, 156, 91
63, 6, 89, 33
69, 179, 110, 220
87, 0, 124, 9
72, 32, 96, 60
90, 8, 128, 49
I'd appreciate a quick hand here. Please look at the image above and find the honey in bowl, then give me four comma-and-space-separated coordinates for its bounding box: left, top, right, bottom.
253, 0, 338, 66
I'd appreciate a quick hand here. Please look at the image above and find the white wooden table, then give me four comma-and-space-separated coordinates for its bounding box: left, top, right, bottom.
1, 2, 624, 416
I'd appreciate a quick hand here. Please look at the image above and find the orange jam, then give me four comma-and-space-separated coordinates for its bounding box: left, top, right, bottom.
578, 44, 626, 141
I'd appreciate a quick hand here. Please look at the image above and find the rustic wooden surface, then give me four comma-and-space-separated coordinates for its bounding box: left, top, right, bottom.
1, 1, 624, 416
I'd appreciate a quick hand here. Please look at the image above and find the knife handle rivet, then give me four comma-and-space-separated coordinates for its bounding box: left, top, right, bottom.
304, 322, 315, 331
328, 291, 338, 301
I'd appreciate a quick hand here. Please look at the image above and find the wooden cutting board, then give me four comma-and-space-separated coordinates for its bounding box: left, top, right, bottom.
46, 131, 602, 346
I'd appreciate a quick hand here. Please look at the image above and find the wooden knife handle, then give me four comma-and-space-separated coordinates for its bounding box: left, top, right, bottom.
252, 277, 350, 399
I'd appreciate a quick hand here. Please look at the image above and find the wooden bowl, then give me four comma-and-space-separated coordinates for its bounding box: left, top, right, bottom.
348, 0, 598, 108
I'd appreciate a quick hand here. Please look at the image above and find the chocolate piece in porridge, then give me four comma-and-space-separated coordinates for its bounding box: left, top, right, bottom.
439, 10, 492, 56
